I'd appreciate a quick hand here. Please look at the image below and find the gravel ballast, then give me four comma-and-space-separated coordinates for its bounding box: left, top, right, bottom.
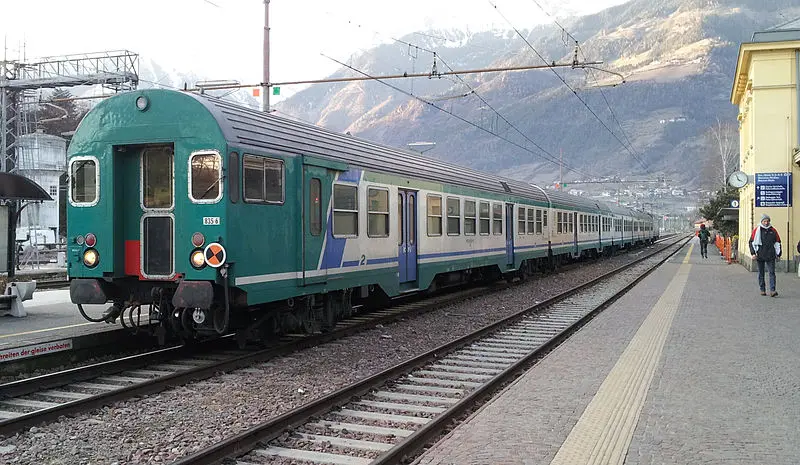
0, 248, 664, 464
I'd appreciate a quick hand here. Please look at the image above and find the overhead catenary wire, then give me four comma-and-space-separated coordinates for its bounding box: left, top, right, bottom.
322, 53, 593, 179
489, 0, 649, 172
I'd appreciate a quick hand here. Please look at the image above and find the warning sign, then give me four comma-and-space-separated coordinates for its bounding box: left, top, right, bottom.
204, 242, 226, 268
0, 339, 73, 363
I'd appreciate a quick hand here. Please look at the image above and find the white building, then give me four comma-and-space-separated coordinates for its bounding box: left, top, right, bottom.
15, 133, 66, 246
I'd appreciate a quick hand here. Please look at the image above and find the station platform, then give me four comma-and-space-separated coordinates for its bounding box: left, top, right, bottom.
414, 237, 800, 465
0, 288, 129, 367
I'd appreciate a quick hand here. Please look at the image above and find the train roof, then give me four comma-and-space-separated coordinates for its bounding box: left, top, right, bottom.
189, 92, 592, 208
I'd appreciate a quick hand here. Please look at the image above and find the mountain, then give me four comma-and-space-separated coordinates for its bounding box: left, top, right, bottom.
137, 58, 261, 110
273, 0, 799, 188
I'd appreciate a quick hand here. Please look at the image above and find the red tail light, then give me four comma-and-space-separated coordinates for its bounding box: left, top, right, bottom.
85, 233, 97, 247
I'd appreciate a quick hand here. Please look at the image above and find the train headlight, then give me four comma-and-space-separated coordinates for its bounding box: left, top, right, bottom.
83, 248, 99, 268
135, 95, 150, 111
190, 249, 206, 269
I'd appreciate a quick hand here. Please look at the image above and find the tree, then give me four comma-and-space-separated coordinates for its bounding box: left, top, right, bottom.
699, 186, 739, 237
702, 119, 739, 189
37, 89, 89, 137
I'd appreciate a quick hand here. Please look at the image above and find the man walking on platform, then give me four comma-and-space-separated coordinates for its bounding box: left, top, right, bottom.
698, 224, 710, 258
748, 214, 781, 296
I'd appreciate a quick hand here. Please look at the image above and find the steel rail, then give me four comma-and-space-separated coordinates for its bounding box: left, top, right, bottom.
172, 235, 689, 465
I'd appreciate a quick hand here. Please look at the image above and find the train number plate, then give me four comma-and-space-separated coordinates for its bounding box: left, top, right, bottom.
203, 217, 221, 225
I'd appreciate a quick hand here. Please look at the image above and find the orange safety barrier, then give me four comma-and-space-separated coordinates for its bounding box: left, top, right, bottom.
713, 235, 736, 264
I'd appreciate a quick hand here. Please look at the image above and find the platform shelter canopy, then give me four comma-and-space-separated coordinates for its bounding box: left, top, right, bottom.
0, 173, 52, 201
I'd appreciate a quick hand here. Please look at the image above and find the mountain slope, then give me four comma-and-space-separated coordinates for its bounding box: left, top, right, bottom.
274, 0, 798, 187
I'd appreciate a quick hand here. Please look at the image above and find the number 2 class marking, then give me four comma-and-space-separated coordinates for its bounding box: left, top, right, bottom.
360, 255, 366, 265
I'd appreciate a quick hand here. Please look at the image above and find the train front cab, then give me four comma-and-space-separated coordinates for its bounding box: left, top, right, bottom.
68, 91, 230, 338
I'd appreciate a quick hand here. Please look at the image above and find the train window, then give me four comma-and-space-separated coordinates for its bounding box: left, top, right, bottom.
492, 203, 502, 235
310, 179, 322, 236
398, 194, 403, 246
579, 214, 584, 233
527, 208, 535, 235
557, 212, 563, 234
333, 184, 358, 236
368, 188, 389, 237
243, 155, 284, 204
535, 209, 543, 234
142, 147, 174, 209
447, 197, 460, 235
229, 152, 239, 203
69, 157, 98, 205
464, 200, 476, 235
189, 152, 222, 203
517, 207, 526, 235
479, 202, 490, 235
570, 213, 574, 233
427, 195, 442, 236
409, 195, 416, 245
543, 210, 548, 229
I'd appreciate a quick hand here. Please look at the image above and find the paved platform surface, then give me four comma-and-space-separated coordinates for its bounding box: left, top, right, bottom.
414, 237, 800, 465
0, 288, 122, 351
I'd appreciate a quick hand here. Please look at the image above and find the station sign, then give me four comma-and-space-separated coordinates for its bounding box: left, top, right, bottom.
755, 172, 792, 207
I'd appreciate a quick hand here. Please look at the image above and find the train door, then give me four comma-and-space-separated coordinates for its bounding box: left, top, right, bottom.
115, 144, 175, 279
505, 203, 514, 267
398, 190, 417, 283
302, 164, 331, 285
572, 212, 579, 256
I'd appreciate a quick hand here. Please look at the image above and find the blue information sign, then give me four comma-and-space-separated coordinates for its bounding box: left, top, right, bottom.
755, 172, 792, 207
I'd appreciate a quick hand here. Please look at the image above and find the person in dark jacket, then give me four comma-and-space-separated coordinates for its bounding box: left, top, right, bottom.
698, 224, 711, 258
748, 213, 781, 296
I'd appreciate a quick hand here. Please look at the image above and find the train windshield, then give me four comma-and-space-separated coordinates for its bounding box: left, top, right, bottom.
190, 152, 222, 202
69, 158, 98, 204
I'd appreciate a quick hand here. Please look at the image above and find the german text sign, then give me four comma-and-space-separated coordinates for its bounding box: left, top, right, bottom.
755, 172, 792, 207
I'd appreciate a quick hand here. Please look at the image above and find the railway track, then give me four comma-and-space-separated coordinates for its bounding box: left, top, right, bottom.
0, 236, 681, 440
172, 235, 689, 465
0, 284, 494, 437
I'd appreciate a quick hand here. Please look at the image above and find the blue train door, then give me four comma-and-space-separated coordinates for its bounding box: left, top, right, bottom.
505, 203, 514, 267
398, 190, 417, 283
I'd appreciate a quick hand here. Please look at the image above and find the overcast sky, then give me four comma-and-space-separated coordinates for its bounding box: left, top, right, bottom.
1, 0, 629, 100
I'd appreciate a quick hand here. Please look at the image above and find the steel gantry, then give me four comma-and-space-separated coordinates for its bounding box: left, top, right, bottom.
0, 50, 139, 173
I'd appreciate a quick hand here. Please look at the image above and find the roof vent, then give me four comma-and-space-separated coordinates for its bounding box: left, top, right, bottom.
500, 181, 512, 193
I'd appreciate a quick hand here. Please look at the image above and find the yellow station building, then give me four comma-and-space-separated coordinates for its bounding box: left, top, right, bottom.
731, 26, 800, 272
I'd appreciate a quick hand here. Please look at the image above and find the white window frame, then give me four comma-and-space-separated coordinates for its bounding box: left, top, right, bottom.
447, 197, 461, 236
187, 150, 224, 204
479, 201, 491, 236
367, 187, 390, 238
427, 194, 443, 237
68, 155, 100, 207
464, 200, 477, 236
332, 183, 359, 238
492, 203, 503, 235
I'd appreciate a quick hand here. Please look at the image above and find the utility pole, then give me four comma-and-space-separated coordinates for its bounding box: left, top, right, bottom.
262, 0, 270, 113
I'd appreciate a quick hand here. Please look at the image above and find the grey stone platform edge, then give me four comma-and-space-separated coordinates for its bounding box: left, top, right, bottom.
413, 242, 800, 465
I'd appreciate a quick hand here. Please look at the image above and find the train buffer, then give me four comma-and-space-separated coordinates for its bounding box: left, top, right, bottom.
0, 281, 36, 318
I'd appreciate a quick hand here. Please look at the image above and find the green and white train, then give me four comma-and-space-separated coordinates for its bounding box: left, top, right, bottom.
67, 89, 657, 342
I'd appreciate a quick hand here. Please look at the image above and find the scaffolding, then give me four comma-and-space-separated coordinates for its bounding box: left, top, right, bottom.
0, 50, 139, 173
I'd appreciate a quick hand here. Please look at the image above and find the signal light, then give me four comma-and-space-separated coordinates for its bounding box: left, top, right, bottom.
75, 235, 85, 245
191, 232, 205, 248
85, 233, 97, 247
